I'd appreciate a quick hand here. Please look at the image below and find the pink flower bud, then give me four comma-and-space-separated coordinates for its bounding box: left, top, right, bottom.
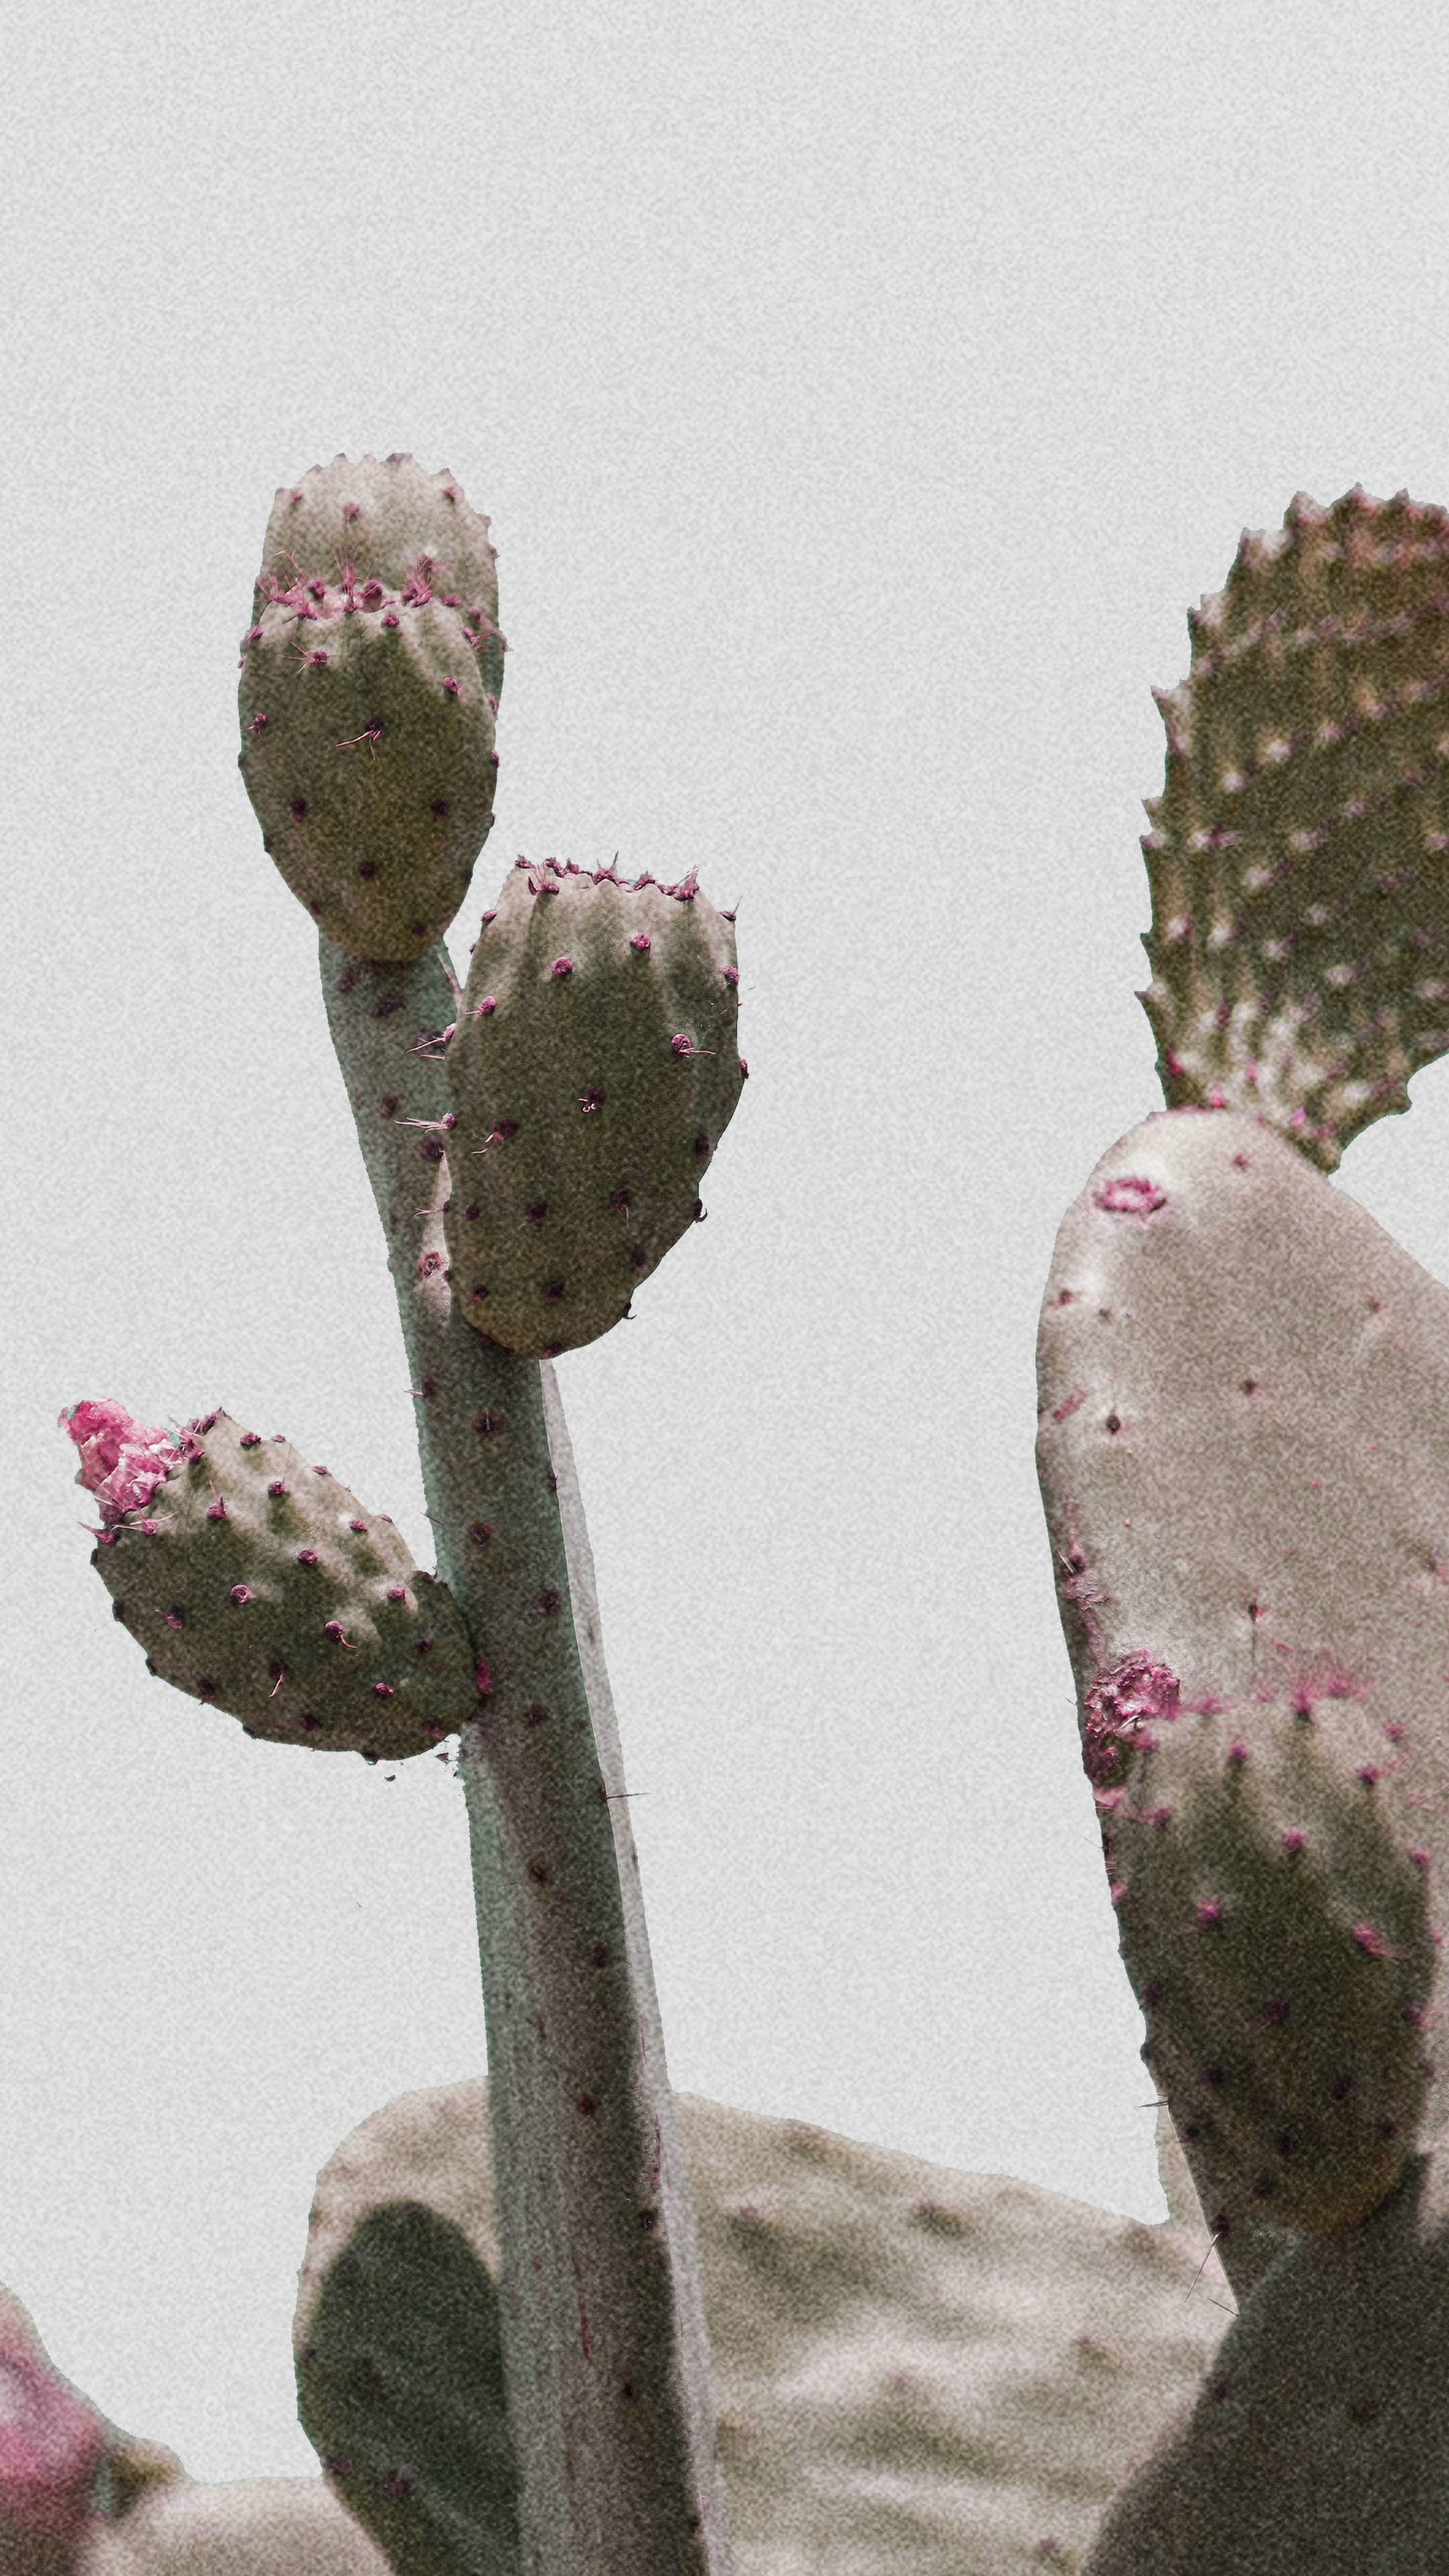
59, 1399, 184, 1523
0, 2332, 105, 2542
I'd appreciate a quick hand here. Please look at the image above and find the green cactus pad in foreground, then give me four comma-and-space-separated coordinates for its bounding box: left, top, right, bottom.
1138, 486, 1449, 1171
1091, 1692, 1435, 2235
297, 2200, 519, 2576
292, 2078, 1230, 2576
74, 1407, 482, 1761
237, 455, 504, 963
443, 855, 746, 1354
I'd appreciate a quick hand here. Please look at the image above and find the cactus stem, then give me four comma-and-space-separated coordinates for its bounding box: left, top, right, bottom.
319, 932, 731, 2575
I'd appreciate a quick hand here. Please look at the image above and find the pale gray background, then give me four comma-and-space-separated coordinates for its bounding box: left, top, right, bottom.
7, 0, 1449, 2488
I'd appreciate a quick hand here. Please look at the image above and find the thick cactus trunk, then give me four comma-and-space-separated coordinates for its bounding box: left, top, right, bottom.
319, 936, 731, 2575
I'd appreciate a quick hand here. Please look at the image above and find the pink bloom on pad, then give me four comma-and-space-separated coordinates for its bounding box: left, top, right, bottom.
0, 2337, 105, 2540
59, 1398, 185, 1523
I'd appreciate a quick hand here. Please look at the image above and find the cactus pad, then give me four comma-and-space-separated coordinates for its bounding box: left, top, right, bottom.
442, 856, 746, 1354
1036, 1106, 1449, 2237
64, 1403, 482, 1761
295, 2078, 519, 2576
237, 454, 504, 963
296, 2201, 519, 2576
1093, 1689, 1436, 2234
1138, 486, 1449, 1170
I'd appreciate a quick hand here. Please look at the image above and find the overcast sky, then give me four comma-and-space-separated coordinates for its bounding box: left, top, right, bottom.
9, 0, 1449, 2490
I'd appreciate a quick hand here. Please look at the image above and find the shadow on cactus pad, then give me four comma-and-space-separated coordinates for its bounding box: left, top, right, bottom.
296, 2198, 520, 2576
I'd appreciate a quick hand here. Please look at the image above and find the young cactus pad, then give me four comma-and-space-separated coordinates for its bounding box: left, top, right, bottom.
442, 855, 746, 1355
237, 454, 504, 963
1036, 1107, 1449, 2240
1138, 485, 1449, 1171
0, 2281, 186, 2558
63, 1403, 483, 1761
1091, 1689, 1436, 2234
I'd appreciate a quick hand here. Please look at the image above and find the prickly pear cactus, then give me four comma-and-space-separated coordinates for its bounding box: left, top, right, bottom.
63, 456, 751, 2576
1087, 1682, 1436, 2235
1139, 484, 1449, 1171
442, 855, 747, 1354
1038, 489, 1449, 2296
237, 454, 504, 963
1037, 1105, 1449, 2270
63, 1402, 482, 1761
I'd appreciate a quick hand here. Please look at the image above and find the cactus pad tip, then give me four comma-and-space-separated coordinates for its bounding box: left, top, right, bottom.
1138, 485, 1449, 1170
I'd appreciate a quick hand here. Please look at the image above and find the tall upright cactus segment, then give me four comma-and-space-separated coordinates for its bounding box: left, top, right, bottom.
1039, 490, 1449, 2302
1139, 485, 1449, 1170
237, 455, 504, 962
308, 947, 735, 2576
443, 855, 746, 1354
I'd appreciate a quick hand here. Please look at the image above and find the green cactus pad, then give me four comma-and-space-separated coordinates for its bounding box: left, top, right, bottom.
1093, 1692, 1435, 2235
1138, 486, 1449, 1171
89, 1409, 481, 1761
442, 857, 746, 1355
1036, 1108, 1449, 2244
296, 2200, 520, 2576
295, 2079, 519, 2576
1080, 2139, 1449, 2576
